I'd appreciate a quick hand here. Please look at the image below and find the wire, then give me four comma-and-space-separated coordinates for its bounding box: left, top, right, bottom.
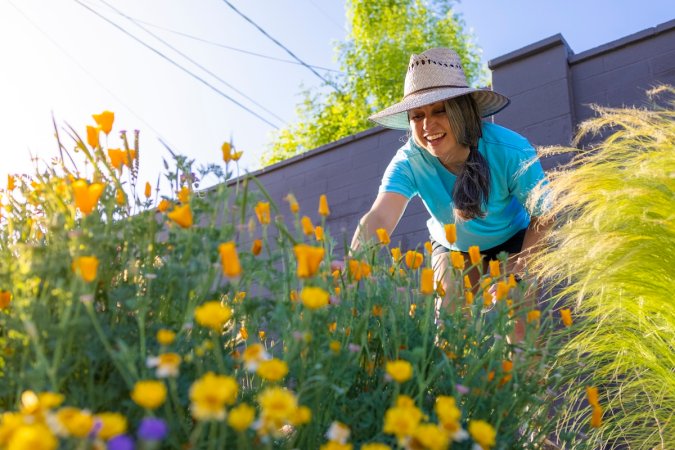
306, 0, 347, 33
74, 0, 281, 129
129, 15, 342, 74
221, 0, 343, 94
95, 0, 286, 123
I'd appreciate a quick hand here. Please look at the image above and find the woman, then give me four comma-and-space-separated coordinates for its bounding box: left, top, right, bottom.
350, 47, 551, 302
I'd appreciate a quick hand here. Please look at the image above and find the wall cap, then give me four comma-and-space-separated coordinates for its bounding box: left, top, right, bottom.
488, 34, 572, 70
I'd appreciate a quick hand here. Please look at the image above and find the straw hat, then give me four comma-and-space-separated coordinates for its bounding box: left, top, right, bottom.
369, 48, 510, 130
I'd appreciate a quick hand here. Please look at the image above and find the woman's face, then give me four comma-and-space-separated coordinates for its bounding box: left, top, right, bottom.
408, 101, 461, 160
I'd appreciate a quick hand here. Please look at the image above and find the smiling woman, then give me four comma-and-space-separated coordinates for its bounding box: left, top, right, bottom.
351, 47, 552, 309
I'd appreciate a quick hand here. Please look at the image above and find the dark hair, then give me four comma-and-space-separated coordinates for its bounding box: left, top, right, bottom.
444, 96, 490, 220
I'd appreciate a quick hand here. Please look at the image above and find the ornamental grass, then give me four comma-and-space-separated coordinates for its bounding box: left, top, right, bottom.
0, 112, 578, 449
529, 85, 675, 449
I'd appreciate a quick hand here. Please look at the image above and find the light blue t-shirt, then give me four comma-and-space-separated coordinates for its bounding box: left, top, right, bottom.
379, 122, 548, 251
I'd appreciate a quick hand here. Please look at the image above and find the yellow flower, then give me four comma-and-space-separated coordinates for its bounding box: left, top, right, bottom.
444, 223, 456, 244
468, 419, 496, 449
424, 241, 433, 254
301, 215, 314, 235
72, 256, 99, 283
115, 189, 126, 206
251, 239, 263, 255
386, 360, 413, 383
413, 423, 449, 450
221, 142, 233, 162
241, 343, 270, 371
420, 268, 435, 295
144, 182, 152, 199
383, 403, 422, 440
560, 308, 573, 327
450, 251, 465, 270
86, 125, 100, 148
507, 274, 518, 289
464, 275, 472, 289
167, 204, 193, 228
391, 247, 402, 263
5, 423, 57, 450
131, 380, 167, 410
435, 396, 461, 431
285, 193, 300, 214
95, 412, 127, 440
158, 199, 171, 212
239, 326, 249, 340
7, 175, 16, 192
72, 179, 104, 215
293, 244, 324, 278
586, 386, 599, 407
0, 290, 12, 309
376, 228, 390, 245
194, 301, 233, 331
156, 329, 176, 346
56, 407, 94, 437
291, 405, 312, 426
257, 358, 289, 381
466, 291, 474, 305
228, 403, 256, 432
318, 194, 330, 216
258, 387, 298, 424
254, 201, 271, 225
361, 444, 391, 450
489, 260, 501, 277
219, 242, 242, 278
348, 260, 362, 281
190, 372, 239, 421
147, 352, 181, 378
590, 405, 603, 428
314, 225, 325, 241
232, 150, 243, 161
329, 340, 341, 353
527, 310, 541, 323
36, 392, 64, 410
177, 186, 190, 204
300, 286, 329, 310
320, 442, 353, 450
468, 246, 482, 265
107, 149, 136, 171
495, 281, 509, 301
92, 110, 114, 135
405, 250, 423, 269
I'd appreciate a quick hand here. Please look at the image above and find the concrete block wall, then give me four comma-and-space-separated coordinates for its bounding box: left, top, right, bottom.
224, 19, 675, 254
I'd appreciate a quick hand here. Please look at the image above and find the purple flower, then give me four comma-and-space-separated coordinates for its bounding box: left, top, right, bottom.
108, 434, 135, 450
455, 384, 470, 395
348, 344, 362, 353
138, 417, 168, 441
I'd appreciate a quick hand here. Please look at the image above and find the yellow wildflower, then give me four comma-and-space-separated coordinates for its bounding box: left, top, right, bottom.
285, 193, 300, 214
92, 110, 114, 135
468, 246, 482, 265
0, 290, 11, 309
361, 444, 391, 450
293, 244, 324, 278
251, 239, 263, 256
450, 251, 465, 270
507, 273, 518, 289
157, 199, 171, 212
147, 352, 181, 378
219, 242, 242, 277
194, 301, 233, 331
489, 260, 501, 277
383, 401, 423, 441
318, 194, 330, 216
144, 182, 151, 199
239, 326, 249, 340
36, 392, 64, 411
5, 423, 57, 450
95, 412, 127, 440
464, 275, 472, 289
314, 225, 325, 241
86, 125, 100, 148
221, 142, 233, 162
291, 405, 312, 426
257, 358, 289, 381
590, 405, 603, 428
424, 241, 433, 254
329, 341, 341, 353
190, 372, 238, 421
586, 386, 599, 407
386, 360, 413, 383
527, 310, 541, 323
376, 228, 390, 245
405, 250, 423, 270
115, 189, 126, 206
435, 396, 461, 431
300, 286, 329, 310
413, 423, 449, 450
228, 403, 255, 431
420, 268, 434, 295
301, 215, 314, 235
242, 343, 270, 371
391, 247, 402, 263
72, 179, 104, 215
108, 148, 136, 171
167, 204, 193, 228
7, 174, 16, 191
468, 419, 496, 449
444, 223, 456, 244
177, 186, 190, 203
560, 308, 573, 327
495, 281, 509, 301
156, 329, 176, 346
131, 380, 166, 410
320, 441, 353, 450
258, 386, 298, 425
56, 407, 94, 437
254, 201, 271, 225
72, 256, 99, 283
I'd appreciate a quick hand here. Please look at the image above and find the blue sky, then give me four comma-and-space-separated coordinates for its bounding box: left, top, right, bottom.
0, 0, 672, 193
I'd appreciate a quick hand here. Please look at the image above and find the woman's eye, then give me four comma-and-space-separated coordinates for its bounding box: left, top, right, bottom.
410, 114, 422, 121
433, 109, 445, 115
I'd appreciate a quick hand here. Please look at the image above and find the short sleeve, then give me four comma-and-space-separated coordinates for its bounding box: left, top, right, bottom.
379, 151, 417, 199
507, 146, 550, 216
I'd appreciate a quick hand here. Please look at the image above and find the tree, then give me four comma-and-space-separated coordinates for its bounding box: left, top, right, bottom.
260, 0, 481, 166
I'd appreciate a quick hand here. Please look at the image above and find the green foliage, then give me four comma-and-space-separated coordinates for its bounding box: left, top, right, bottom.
529, 86, 675, 449
261, 0, 481, 166
0, 116, 571, 449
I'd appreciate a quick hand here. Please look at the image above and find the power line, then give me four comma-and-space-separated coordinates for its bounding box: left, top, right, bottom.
95, 0, 286, 123
74, 0, 281, 129
129, 15, 342, 74
306, 0, 347, 33
221, 0, 343, 95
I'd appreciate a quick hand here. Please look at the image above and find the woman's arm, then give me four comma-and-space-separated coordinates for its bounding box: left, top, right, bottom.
350, 192, 409, 252
509, 215, 553, 276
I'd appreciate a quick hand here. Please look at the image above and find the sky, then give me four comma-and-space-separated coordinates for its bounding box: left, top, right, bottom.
1, 0, 673, 194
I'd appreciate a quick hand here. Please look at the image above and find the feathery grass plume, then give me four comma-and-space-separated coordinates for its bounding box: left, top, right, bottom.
529, 85, 675, 448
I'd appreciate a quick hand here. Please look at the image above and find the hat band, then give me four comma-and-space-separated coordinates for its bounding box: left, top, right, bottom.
403, 84, 468, 100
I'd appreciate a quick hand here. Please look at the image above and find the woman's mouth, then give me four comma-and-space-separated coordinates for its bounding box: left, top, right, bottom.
425, 133, 445, 143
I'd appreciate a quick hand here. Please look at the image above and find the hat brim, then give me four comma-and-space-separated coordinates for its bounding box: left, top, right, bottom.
369, 88, 510, 130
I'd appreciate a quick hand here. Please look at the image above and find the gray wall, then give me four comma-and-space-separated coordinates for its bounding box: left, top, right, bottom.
229, 19, 675, 255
